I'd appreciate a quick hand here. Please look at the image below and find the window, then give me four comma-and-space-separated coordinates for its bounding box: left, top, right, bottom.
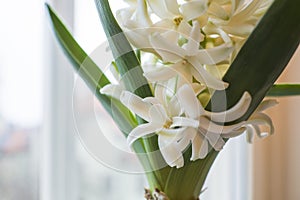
0, 1, 43, 199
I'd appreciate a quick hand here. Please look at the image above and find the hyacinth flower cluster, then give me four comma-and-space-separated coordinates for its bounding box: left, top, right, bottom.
46, 0, 300, 199
100, 0, 276, 168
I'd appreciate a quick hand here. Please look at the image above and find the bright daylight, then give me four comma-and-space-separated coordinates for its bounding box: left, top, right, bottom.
0, 0, 300, 200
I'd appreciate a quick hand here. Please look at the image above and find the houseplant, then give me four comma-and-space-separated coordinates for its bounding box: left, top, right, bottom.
46, 0, 300, 199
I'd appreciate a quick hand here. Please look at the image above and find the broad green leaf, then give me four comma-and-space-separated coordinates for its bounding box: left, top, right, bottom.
208, 0, 300, 122
267, 84, 300, 96
165, 0, 300, 199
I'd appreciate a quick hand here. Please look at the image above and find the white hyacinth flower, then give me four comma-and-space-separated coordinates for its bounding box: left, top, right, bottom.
121, 84, 200, 168
119, 83, 253, 167
116, 0, 209, 51
205, 0, 273, 37
144, 21, 233, 90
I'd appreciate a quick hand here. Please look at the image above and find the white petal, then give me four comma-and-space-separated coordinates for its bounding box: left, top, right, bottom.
153, 19, 174, 30
100, 84, 124, 100
199, 116, 245, 134
206, 92, 251, 123
223, 24, 254, 37
120, 91, 151, 121
164, 0, 180, 15
177, 84, 205, 118
124, 28, 152, 49
168, 95, 183, 117
162, 30, 180, 42
255, 99, 278, 112
127, 123, 161, 146
188, 56, 229, 90
149, 104, 170, 124
136, 0, 152, 27
143, 67, 178, 82
195, 43, 234, 65
177, 20, 193, 37
116, 8, 135, 27
146, 0, 173, 19
246, 126, 255, 143
150, 33, 185, 62
232, 0, 260, 23
248, 113, 274, 135
177, 128, 195, 150
208, 2, 230, 20
143, 97, 160, 105
158, 134, 184, 168
183, 21, 201, 56
203, 24, 231, 43
199, 138, 209, 159
171, 117, 199, 128
205, 131, 225, 151
181, 0, 208, 21
188, 129, 206, 160
154, 84, 167, 106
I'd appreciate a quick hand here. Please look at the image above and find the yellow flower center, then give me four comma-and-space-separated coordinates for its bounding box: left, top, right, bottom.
163, 120, 173, 129
173, 15, 183, 26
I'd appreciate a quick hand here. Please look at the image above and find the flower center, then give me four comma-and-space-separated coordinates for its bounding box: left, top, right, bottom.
173, 15, 183, 26
163, 120, 173, 129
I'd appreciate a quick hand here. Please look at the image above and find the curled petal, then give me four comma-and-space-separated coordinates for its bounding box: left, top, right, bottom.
245, 126, 255, 143
248, 112, 275, 135
171, 117, 199, 128
199, 116, 245, 135
127, 123, 161, 146
206, 92, 252, 123
256, 99, 278, 112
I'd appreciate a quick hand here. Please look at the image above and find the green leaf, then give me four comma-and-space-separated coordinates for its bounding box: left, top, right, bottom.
45, 4, 110, 92
46, 4, 153, 170
208, 0, 300, 123
94, 0, 152, 98
46, 3, 138, 136
165, 0, 300, 199
93, 0, 171, 191
267, 84, 300, 96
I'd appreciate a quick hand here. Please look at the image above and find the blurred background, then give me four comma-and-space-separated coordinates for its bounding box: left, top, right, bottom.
0, 0, 299, 200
